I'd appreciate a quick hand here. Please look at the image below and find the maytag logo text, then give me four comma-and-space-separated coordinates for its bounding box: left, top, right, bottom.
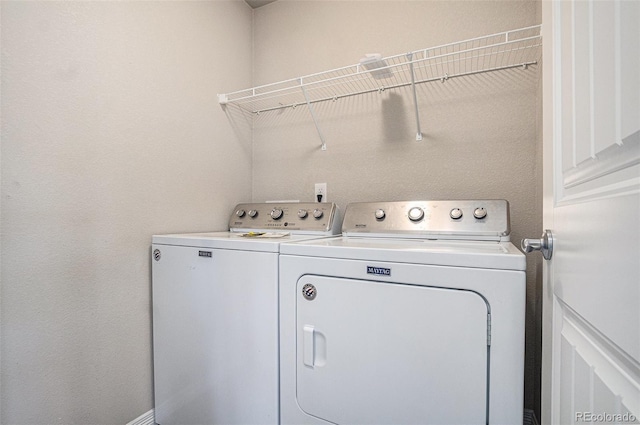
367, 266, 391, 276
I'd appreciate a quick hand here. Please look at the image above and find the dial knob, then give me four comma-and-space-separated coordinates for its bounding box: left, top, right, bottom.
450, 208, 463, 220
298, 209, 308, 219
236, 209, 246, 218
312, 209, 323, 219
270, 208, 283, 220
473, 208, 487, 219
408, 207, 424, 222
375, 209, 386, 220
248, 210, 258, 218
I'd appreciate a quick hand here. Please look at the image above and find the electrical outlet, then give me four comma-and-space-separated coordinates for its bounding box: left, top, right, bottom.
314, 183, 327, 202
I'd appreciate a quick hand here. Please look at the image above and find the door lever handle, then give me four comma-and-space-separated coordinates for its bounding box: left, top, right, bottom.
521, 229, 554, 260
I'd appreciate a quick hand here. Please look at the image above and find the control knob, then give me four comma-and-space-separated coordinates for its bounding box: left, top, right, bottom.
298, 209, 308, 219
235, 209, 246, 218
450, 208, 463, 220
248, 210, 258, 218
408, 207, 424, 222
375, 209, 386, 220
473, 208, 487, 219
313, 209, 323, 219
270, 208, 284, 220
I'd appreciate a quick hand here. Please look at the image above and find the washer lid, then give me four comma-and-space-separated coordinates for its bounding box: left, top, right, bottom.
152, 232, 335, 253
151, 203, 342, 252
280, 236, 526, 271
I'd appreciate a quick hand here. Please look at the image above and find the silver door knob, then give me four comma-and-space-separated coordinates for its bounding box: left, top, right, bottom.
521, 229, 554, 260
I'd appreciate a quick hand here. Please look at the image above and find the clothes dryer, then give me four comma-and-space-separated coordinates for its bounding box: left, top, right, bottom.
279, 200, 526, 425
152, 202, 341, 425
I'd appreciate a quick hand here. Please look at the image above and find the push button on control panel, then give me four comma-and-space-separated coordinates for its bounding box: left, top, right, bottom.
473, 208, 487, 219
408, 207, 424, 222
450, 208, 463, 220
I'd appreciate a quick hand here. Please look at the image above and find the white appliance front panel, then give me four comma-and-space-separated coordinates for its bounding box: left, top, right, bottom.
152, 244, 279, 425
295, 275, 489, 425
279, 255, 526, 425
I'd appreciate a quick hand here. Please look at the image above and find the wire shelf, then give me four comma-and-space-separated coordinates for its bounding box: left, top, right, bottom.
218, 25, 541, 114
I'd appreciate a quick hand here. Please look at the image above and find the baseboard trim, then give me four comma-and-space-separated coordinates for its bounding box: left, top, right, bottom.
126, 409, 155, 425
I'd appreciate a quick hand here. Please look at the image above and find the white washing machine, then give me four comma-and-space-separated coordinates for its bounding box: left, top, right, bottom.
151, 202, 341, 425
279, 200, 526, 425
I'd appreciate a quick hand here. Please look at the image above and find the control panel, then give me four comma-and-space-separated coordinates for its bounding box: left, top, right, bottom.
229, 202, 341, 234
341, 200, 511, 240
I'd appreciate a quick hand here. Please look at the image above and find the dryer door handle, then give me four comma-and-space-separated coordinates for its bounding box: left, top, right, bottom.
302, 325, 327, 368
303, 325, 315, 367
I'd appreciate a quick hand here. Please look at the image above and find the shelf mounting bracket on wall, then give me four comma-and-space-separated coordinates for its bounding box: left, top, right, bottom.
407, 52, 423, 141
301, 82, 327, 151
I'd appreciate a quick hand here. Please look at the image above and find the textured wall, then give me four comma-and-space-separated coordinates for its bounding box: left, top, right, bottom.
251, 0, 543, 415
0, 1, 252, 423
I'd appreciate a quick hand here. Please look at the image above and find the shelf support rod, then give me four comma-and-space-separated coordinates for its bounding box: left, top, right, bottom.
407, 52, 423, 141
300, 81, 327, 151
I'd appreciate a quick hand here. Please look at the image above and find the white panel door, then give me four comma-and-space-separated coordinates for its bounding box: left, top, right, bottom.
541, 1, 640, 423
296, 275, 489, 425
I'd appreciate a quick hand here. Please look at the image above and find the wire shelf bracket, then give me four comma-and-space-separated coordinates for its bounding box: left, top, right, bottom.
407, 52, 423, 141
300, 83, 327, 151
218, 25, 541, 150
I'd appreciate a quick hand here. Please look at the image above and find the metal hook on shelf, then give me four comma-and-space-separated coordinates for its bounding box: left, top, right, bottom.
441, 73, 449, 83
377, 86, 386, 94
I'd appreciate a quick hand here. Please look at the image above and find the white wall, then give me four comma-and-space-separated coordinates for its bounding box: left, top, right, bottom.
0, 1, 252, 423
251, 0, 542, 415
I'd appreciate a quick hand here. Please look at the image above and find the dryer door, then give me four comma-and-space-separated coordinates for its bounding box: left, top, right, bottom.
296, 275, 489, 425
